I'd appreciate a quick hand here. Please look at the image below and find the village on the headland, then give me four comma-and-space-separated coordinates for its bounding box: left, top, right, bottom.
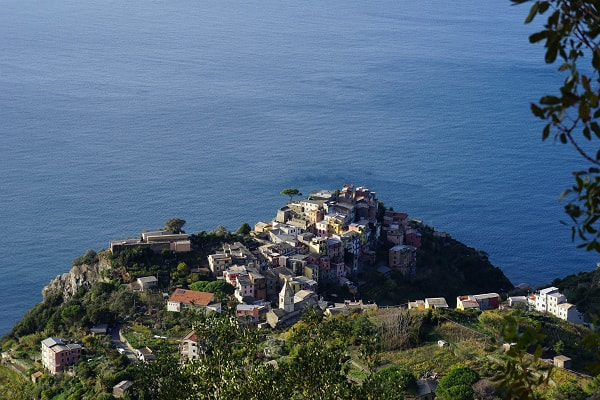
30, 184, 589, 393
106, 184, 584, 329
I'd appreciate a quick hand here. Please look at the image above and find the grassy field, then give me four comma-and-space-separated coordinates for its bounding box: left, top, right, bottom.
378, 342, 463, 378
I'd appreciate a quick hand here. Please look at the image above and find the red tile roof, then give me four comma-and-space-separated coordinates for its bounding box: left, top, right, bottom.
169, 289, 214, 306
182, 330, 199, 342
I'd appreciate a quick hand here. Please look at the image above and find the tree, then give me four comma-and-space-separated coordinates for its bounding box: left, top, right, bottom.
61, 304, 83, 324
189, 280, 234, 301
165, 218, 186, 233
472, 379, 498, 400
366, 367, 417, 399
177, 262, 190, 276
553, 339, 565, 355
280, 187, 302, 203
236, 222, 252, 235
136, 343, 192, 400
214, 225, 228, 238
436, 367, 479, 400
72, 249, 98, 266
513, 0, 600, 250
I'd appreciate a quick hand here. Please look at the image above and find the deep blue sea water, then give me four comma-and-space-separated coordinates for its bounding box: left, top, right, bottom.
1, 0, 598, 336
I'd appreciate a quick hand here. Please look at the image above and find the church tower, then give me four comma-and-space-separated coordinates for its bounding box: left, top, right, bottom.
279, 279, 294, 313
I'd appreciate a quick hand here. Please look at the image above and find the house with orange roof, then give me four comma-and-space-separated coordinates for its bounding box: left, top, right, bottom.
166, 289, 221, 313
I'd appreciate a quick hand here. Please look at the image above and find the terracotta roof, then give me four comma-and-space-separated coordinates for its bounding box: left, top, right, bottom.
182, 330, 199, 342
169, 289, 214, 306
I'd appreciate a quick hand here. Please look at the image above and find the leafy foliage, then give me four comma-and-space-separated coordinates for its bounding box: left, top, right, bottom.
72, 249, 98, 266
513, 0, 600, 250
366, 366, 416, 399
165, 218, 186, 233
493, 312, 552, 399
436, 367, 479, 400
280, 187, 302, 203
547, 379, 588, 400
236, 222, 252, 235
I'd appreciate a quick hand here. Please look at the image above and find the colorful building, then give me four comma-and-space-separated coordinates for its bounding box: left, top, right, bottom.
41, 337, 82, 374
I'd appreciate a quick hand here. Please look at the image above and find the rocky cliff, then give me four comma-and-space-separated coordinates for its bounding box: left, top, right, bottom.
42, 253, 111, 303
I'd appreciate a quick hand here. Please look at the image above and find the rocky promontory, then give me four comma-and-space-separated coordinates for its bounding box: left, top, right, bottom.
42, 252, 111, 303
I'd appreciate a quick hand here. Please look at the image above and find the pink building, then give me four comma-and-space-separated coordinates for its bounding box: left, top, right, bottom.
383, 211, 408, 231
405, 229, 422, 250
234, 275, 255, 301
41, 337, 82, 374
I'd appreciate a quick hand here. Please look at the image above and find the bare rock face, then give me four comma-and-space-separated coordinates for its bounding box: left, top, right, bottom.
42, 254, 111, 303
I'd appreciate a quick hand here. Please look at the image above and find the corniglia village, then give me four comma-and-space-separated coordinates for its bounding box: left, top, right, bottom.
1, 183, 599, 399
3, 0, 600, 399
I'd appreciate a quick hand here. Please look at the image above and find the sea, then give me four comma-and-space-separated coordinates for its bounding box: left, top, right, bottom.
1, 0, 598, 337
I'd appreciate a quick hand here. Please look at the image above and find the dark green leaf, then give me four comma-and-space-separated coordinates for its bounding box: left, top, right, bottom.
529, 30, 547, 43
540, 95, 561, 105
525, 1, 539, 23
593, 49, 600, 70
542, 124, 550, 140
531, 103, 545, 117
583, 126, 591, 140
582, 75, 591, 91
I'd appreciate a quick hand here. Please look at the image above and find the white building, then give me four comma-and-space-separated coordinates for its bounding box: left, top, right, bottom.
136, 276, 158, 291
535, 286, 584, 324
279, 280, 294, 313
547, 292, 566, 316
508, 296, 528, 308
180, 331, 200, 362
557, 303, 585, 324
535, 287, 560, 312
424, 297, 449, 309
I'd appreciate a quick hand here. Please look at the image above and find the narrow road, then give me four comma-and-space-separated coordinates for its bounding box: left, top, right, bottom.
110, 325, 138, 364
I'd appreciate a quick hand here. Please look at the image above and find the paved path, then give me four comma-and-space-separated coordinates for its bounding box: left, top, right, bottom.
110, 325, 138, 364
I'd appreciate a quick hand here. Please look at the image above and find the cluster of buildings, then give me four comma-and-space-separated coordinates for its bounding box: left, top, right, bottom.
201, 184, 425, 328
506, 286, 585, 324
407, 288, 585, 326
106, 184, 424, 331
456, 293, 500, 311
408, 293, 503, 312
382, 212, 421, 276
